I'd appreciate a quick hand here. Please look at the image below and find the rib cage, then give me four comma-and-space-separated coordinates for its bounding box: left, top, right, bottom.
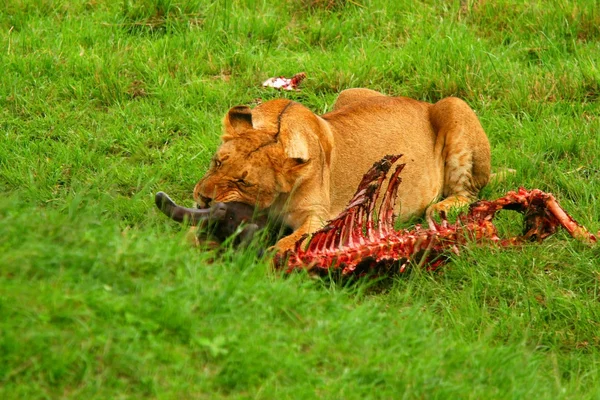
274, 155, 597, 276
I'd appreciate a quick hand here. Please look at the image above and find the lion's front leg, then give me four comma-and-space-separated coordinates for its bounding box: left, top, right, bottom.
274, 213, 328, 253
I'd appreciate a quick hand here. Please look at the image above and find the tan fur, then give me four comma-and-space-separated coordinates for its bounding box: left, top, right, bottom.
194, 89, 491, 251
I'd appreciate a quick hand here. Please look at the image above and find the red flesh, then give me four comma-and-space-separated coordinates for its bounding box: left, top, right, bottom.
274, 155, 597, 275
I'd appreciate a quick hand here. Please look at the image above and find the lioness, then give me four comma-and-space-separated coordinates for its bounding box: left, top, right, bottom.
194, 88, 491, 252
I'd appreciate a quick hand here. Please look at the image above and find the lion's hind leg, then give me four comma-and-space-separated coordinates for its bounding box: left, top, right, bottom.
426, 97, 492, 226
332, 88, 386, 111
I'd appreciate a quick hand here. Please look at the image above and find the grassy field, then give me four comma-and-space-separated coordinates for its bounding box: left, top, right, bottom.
1, 0, 600, 398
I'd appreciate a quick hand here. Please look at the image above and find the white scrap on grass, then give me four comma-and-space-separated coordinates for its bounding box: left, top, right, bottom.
262, 72, 306, 91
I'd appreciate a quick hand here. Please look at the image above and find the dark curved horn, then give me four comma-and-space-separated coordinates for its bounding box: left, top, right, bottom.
155, 192, 227, 224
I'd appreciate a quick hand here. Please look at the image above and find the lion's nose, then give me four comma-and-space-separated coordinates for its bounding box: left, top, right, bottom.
197, 195, 212, 209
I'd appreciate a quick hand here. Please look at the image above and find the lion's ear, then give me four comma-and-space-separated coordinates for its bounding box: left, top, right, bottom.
280, 129, 310, 165
272, 126, 312, 193
223, 106, 253, 141
275, 156, 310, 194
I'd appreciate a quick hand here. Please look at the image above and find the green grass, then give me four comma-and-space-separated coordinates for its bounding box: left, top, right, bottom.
1, 0, 600, 398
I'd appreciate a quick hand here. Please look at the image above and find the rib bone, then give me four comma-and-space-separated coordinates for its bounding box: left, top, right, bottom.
274, 155, 597, 275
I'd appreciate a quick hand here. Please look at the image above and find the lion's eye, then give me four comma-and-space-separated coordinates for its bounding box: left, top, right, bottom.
214, 159, 222, 168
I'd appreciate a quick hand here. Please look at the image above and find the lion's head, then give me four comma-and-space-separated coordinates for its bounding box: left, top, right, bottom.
194, 99, 332, 213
